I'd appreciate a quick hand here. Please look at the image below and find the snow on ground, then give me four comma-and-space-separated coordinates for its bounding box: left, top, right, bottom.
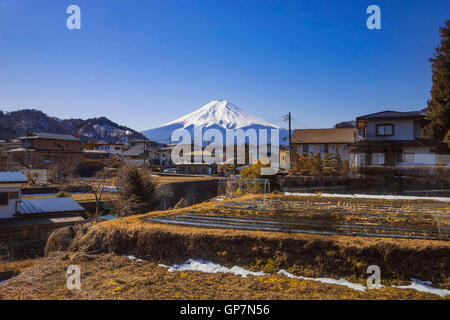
393, 279, 450, 297
121, 255, 144, 262
159, 259, 266, 278
278, 269, 366, 292
159, 259, 450, 297
284, 192, 450, 202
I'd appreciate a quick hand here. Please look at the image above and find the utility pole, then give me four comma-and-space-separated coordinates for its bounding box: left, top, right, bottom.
283, 112, 292, 169
25, 128, 29, 169
288, 112, 292, 156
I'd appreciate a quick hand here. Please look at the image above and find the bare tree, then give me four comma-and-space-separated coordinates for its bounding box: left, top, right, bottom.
50, 157, 81, 183
25, 171, 40, 185
80, 168, 109, 217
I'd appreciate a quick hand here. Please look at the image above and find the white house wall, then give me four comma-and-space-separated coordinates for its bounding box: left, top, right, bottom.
0, 185, 21, 219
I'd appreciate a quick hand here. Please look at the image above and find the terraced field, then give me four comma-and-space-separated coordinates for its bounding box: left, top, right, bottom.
149, 194, 450, 241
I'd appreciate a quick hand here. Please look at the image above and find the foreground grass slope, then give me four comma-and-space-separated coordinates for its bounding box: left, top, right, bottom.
1, 194, 448, 299
0, 252, 446, 300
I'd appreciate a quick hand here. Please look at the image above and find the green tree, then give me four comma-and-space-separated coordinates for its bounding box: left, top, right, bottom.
422, 20, 450, 146
116, 165, 160, 215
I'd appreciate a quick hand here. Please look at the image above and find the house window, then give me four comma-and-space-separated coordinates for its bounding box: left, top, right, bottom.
357, 153, 366, 165
302, 144, 309, 154
372, 153, 385, 165
320, 144, 329, 153
0, 192, 8, 205
402, 153, 415, 163
376, 124, 394, 137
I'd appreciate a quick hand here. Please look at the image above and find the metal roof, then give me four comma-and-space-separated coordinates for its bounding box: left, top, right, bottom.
19, 132, 80, 141
0, 171, 27, 184
18, 197, 85, 215
292, 128, 357, 144
356, 110, 425, 120
98, 214, 118, 221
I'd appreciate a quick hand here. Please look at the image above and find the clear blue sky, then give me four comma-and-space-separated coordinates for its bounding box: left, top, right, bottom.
0, 0, 449, 131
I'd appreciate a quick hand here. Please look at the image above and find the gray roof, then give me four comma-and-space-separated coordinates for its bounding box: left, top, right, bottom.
83, 149, 109, 154
18, 197, 85, 215
357, 110, 425, 120
0, 171, 27, 184
19, 132, 80, 141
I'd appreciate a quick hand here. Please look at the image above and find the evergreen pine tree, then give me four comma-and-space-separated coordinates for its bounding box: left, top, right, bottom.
422, 20, 450, 146
117, 166, 159, 214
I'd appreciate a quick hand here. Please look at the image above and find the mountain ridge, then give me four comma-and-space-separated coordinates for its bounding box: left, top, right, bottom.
0, 109, 148, 143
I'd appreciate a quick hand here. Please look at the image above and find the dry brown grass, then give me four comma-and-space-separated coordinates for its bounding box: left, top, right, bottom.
0, 252, 446, 300
0, 258, 42, 282
23, 192, 118, 202
3, 193, 447, 300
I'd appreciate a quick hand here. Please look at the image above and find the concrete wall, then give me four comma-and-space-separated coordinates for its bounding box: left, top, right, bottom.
157, 179, 219, 209
0, 219, 84, 258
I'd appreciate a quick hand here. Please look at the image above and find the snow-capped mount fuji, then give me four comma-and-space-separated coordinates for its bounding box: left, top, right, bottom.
141, 100, 289, 145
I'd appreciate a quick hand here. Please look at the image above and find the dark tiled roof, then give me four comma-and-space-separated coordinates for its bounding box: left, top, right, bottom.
357, 110, 425, 120
292, 128, 357, 144
19, 132, 80, 141
350, 139, 448, 148
0, 171, 27, 183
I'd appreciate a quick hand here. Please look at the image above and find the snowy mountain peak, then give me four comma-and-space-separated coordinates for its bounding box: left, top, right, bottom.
141, 100, 287, 144
163, 100, 279, 129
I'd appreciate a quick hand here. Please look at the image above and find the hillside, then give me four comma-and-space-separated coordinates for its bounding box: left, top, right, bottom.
0, 109, 148, 143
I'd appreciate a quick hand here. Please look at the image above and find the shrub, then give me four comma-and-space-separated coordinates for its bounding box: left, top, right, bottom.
56, 191, 71, 198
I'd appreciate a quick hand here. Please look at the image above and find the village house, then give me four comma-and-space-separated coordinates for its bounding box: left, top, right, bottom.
350, 110, 449, 166
174, 150, 217, 175
94, 143, 125, 159
10, 132, 83, 165
123, 140, 161, 166
159, 145, 174, 167
175, 163, 217, 175
291, 128, 358, 167
0, 171, 85, 220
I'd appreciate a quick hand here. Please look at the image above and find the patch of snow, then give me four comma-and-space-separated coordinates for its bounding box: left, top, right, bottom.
393, 278, 450, 297
278, 269, 367, 292
121, 255, 144, 262
284, 192, 450, 203
159, 259, 449, 297
159, 259, 266, 278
